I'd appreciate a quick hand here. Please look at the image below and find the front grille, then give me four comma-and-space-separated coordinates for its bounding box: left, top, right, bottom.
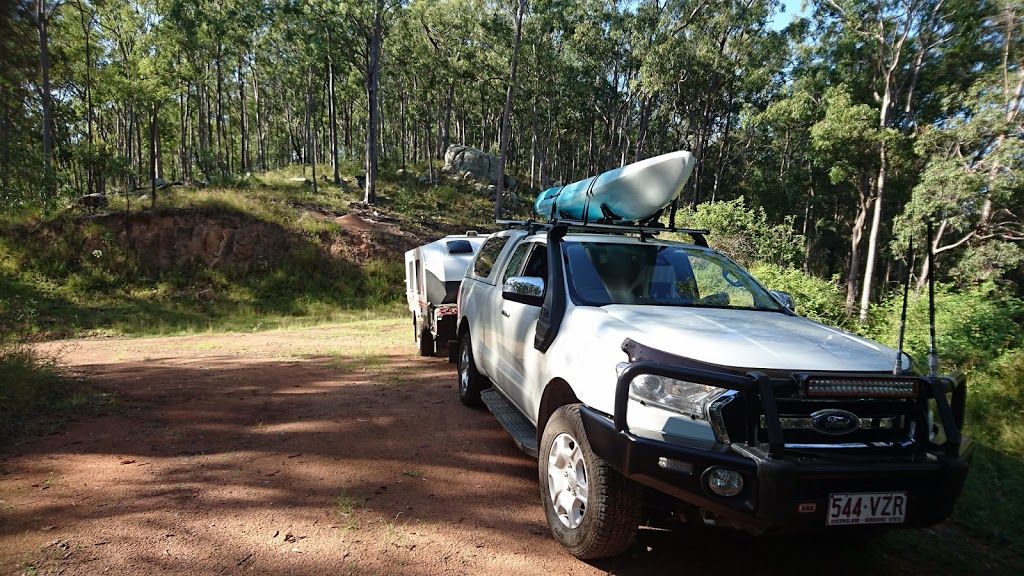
757, 397, 915, 446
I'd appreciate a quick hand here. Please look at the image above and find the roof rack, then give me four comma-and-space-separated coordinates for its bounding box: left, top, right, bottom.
496, 219, 709, 247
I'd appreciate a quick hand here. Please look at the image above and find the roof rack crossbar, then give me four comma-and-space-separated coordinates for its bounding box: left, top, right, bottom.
496, 219, 709, 245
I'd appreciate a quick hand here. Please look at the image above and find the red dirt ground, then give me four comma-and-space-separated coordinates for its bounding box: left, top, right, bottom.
0, 323, 1011, 575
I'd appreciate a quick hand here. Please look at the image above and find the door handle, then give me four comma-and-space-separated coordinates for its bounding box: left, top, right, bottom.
501, 309, 510, 318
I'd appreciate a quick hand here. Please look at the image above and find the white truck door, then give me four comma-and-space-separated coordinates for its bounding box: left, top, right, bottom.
495, 243, 545, 413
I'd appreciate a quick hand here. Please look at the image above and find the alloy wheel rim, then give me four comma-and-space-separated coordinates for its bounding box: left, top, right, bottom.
547, 432, 588, 529
459, 342, 469, 393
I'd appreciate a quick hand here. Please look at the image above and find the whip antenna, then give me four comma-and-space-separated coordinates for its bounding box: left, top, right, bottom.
927, 222, 939, 377
894, 238, 914, 374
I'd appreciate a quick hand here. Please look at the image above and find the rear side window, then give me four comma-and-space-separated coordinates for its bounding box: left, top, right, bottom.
473, 236, 510, 279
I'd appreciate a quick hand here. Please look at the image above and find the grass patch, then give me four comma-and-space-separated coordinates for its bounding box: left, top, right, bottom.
335, 489, 371, 531
0, 344, 65, 432
953, 445, 1024, 553
0, 165, 489, 339
0, 344, 109, 440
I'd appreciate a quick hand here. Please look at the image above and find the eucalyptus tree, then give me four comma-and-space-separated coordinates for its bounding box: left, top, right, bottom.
0, 0, 41, 200
893, 0, 1022, 288
812, 0, 991, 320
32, 0, 70, 198
495, 0, 527, 218
634, 0, 782, 206
325, 0, 405, 204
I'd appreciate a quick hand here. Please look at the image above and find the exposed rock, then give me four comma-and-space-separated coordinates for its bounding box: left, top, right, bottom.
82, 210, 292, 274
504, 175, 517, 189
443, 145, 500, 185
418, 168, 439, 184
77, 193, 108, 211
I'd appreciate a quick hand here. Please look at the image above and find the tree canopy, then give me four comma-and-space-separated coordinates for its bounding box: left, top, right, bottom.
2, 0, 1021, 310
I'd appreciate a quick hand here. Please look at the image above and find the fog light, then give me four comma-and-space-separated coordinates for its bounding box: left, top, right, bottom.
706, 467, 744, 497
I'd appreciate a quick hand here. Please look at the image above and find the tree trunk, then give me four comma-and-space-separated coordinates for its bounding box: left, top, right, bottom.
150, 104, 159, 210
79, 3, 95, 195
251, 57, 266, 171
180, 86, 188, 182
441, 81, 454, 157
496, 0, 527, 219
238, 55, 250, 173
364, 2, 383, 204
309, 66, 319, 195
216, 46, 225, 176
846, 197, 869, 312
328, 50, 340, 184
858, 146, 887, 321
36, 0, 55, 198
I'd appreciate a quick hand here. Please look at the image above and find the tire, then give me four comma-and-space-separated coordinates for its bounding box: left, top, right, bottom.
417, 318, 434, 357
457, 331, 489, 406
539, 404, 641, 559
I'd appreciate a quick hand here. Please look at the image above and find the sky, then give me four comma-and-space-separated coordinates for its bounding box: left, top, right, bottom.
769, 0, 808, 31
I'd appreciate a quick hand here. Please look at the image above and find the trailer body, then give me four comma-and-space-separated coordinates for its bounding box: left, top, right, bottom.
405, 231, 488, 356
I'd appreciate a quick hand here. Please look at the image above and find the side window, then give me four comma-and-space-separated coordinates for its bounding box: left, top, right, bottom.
522, 246, 548, 279
501, 244, 531, 286
473, 236, 511, 279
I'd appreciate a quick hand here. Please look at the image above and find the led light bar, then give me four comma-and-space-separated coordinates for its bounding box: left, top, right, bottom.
806, 378, 918, 399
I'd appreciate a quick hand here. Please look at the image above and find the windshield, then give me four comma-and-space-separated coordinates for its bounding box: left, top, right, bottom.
563, 241, 782, 311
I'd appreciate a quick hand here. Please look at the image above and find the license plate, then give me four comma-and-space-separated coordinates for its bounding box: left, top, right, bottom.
827, 492, 906, 526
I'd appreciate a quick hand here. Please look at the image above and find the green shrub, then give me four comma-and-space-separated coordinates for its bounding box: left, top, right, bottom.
861, 281, 1022, 374
678, 198, 805, 268
0, 344, 65, 433
749, 263, 849, 327
967, 349, 1024, 456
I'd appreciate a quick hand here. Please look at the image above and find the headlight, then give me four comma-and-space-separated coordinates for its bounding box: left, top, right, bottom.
629, 374, 727, 419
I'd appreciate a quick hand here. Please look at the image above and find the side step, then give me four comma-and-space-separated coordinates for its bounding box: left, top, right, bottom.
480, 388, 539, 458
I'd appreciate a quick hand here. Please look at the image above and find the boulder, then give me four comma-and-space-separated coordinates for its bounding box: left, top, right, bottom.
77, 193, 108, 211
443, 145, 500, 185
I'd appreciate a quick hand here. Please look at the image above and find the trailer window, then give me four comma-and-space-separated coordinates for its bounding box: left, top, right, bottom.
446, 240, 474, 254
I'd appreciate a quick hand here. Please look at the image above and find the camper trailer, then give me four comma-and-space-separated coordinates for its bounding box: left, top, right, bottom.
405, 231, 488, 356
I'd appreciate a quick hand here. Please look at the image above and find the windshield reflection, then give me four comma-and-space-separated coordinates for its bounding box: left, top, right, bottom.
562, 241, 781, 311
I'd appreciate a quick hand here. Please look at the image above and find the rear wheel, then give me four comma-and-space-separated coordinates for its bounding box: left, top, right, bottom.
457, 331, 488, 406
539, 404, 641, 559
417, 318, 434, 357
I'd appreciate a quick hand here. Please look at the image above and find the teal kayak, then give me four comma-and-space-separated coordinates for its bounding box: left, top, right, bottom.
534, 151, 696, 224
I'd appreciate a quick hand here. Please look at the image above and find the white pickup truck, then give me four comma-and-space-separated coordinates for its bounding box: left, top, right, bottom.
454, 221, 971, 559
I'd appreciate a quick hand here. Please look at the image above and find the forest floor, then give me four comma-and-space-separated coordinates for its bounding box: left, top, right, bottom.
1, 320, 1020, 575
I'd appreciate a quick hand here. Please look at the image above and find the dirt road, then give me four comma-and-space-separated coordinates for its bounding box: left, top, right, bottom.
0, 320, 1007, 575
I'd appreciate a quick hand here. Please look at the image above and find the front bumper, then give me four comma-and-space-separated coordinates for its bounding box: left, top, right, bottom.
584, 358, 972, 532
581, 405, 972, 532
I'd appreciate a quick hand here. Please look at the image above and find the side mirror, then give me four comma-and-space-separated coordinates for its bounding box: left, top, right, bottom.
770, 290, 796, 311
503, 276, 545, 306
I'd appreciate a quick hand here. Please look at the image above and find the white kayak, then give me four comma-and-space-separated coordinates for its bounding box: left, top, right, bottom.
534, 151, 696, 224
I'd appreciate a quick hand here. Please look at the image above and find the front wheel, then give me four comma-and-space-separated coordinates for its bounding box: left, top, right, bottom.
457, 331, 488, 406
539, 404, 641, 559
